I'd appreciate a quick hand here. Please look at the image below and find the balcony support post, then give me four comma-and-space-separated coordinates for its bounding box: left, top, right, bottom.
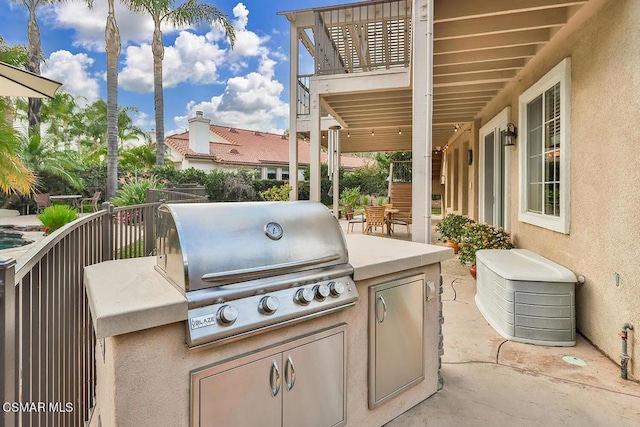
412, 0, 434, 243
288, 24, 299, 200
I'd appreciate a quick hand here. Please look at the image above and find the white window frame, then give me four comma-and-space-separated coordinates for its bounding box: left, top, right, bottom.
518, 58, 571, 234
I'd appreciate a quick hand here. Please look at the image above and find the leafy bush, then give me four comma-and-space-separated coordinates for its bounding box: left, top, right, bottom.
38, 204, 79, 233
435, 214, 473, 243
342, 165, 387, 196
340, 187, 361, 209
260, 184, 293, 201
458, 222, 514, 266
111, 173, 163, 206
253, 179, 286, 194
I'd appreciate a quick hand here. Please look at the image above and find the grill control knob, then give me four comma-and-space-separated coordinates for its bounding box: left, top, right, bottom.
217, 305, 238, 325
329, 281, 346, 297
295, 288, 314, 305
259, 296, 280, 314
314, 284, 330, 300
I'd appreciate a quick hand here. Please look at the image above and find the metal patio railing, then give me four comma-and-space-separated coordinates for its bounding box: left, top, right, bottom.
0, 189, 205, 426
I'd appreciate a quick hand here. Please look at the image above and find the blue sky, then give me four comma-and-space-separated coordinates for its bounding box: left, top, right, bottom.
0, 0, 358, 136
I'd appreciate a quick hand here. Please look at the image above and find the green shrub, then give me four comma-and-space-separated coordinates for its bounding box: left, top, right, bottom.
435, 213, 473, 243
253, 179, 285, 195
340, 187, 361, 209
111, 173, 163, 206
38, 204, 79, 233
342, 164, 387, 196
260, 184, 293, 201
458, 222, 514, 266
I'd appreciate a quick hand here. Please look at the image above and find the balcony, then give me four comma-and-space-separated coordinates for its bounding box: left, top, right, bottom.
294, 0, 412, 121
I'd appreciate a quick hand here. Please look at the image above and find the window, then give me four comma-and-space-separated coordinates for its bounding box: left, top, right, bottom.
281, 168, 290, 181
267, 168, 277, 179
518, 58, 571, 234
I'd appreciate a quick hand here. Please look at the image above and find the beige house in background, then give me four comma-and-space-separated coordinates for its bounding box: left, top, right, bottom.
280, 0, 638, 379
164, 112, 371, 180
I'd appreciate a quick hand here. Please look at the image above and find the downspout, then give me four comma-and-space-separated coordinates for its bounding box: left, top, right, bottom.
620, 323, 633, 380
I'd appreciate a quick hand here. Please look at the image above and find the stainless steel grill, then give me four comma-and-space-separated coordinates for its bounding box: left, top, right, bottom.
155, 201, 359, 348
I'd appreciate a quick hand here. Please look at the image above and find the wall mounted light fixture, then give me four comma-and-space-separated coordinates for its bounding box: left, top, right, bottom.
504, 123, 517, 146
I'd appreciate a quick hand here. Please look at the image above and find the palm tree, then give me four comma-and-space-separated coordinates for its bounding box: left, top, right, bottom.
104, 0, 121, 200
18, 131, 84, 191
0, 103, 36, 195
0, 38, 35, 195
117, 106, 148, 148
124, 0, 235, 166
85, 0, 122, 199
40, 92, 79, 149
15, 0, 64, 135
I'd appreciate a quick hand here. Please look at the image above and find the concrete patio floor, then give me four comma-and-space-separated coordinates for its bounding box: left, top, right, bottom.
3, 213, 639, 426
385, 256, 640, 427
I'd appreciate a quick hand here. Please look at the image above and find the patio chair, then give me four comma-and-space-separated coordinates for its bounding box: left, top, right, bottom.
344, 205, 365, 233
34, 193, 51, 213
389, 209, 412, 236
364, 205, 386, 236
80, 191, 101, 213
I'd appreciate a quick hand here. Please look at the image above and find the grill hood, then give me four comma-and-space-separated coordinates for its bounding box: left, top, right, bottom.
156, 201, 349, 292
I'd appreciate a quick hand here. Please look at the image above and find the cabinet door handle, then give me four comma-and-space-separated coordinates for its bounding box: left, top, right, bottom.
284, 355, 296, 391
376, 295, 387, 324
270, 360, 281, 397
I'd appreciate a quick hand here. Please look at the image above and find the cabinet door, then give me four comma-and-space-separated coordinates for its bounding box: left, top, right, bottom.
371, 277, 424, 407
282, 331, 346, 427
198, 354, 283, 427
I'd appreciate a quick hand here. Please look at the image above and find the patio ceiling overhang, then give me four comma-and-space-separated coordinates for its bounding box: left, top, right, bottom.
284, 0, 590, 153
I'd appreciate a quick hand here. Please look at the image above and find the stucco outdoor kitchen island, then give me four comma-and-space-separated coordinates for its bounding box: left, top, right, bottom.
85, 233, 453, 427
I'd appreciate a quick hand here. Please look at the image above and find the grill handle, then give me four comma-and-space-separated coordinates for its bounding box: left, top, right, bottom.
201, 254, 341, 284
270, 360, 281, 397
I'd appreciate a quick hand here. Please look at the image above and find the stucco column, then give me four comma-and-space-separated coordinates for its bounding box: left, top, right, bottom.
288, 21, 299, 200
309, 90, 321, 202
411, 0, 434, 243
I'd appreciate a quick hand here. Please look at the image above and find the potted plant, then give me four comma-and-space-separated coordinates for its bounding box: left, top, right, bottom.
458, 222, 514, 279
435, 214, 473, 253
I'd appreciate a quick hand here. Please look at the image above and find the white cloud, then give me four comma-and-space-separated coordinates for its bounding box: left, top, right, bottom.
173, 70, 289, 135
50, 0, 183, 51
207, 1, 270, 69
120, 31, 227, 92
232, 3, 249, 30
41, 50, 100, 104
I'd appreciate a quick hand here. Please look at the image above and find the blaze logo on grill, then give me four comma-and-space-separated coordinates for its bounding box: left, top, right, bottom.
190, 313, 217, 330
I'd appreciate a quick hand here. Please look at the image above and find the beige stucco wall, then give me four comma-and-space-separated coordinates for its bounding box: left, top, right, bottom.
443, 124, 478, 220
473, 0, 639, 378
91, 265, 441, 427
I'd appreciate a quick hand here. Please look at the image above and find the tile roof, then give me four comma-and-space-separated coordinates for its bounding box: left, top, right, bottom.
165, 125, 372, 169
